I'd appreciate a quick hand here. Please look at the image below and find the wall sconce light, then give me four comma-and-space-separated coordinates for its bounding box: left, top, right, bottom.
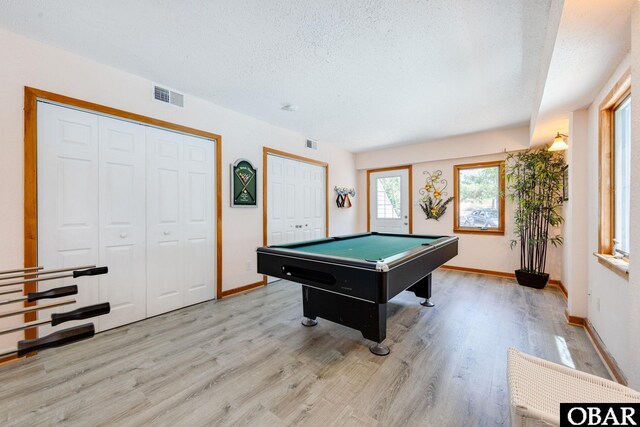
548, 132, 568, 151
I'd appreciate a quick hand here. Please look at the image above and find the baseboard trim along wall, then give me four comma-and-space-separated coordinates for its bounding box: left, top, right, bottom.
564, 308, 585, 326
220, 278, 268, 298
439, 265, 567, 297
0, 354, 16, 365
564, 309, 628, 385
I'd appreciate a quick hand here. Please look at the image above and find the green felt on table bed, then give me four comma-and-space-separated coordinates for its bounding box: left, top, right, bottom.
288, 234, 439, 261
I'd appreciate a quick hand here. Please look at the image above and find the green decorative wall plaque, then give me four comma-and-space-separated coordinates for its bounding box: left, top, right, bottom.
231, 159, 257, 207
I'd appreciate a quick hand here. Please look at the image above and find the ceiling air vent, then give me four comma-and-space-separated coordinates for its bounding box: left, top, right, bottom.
306, 139, 318, 150
153, 84, 184, 107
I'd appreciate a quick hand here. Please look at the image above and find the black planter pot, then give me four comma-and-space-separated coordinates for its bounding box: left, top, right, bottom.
515, 269, 549, 289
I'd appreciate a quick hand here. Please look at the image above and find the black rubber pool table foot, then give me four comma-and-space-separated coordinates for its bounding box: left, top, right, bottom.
301, 317, 318, 327
369, 343, 390, 356
420, 299, 435, 307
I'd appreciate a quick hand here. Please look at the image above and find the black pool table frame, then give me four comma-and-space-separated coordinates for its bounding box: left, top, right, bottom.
256, 232, 458, 355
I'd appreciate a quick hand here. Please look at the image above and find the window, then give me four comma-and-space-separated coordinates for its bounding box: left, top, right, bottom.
453, 161, 505, 235
376, 176, 401, 219
598, 72, 631, 272
614, 95, 631, 256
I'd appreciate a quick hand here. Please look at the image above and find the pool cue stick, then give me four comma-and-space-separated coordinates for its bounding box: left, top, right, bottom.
0, 303, 110, 335
0, 265, 95, 281
0, 285, 78, 306
0, 267, 108, 288
0, 266, 43, 276
0, 323, 95, 358
0, 300, 75, 319
0, 288, 23, 297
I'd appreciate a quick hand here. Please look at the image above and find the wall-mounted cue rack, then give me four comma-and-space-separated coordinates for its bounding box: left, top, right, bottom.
0, 265, 110, 360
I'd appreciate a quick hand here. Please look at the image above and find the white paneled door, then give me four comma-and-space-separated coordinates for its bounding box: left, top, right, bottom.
37, 103, 101, 333
146, 128, 215, 316
300, 161, 326, 241
98, 116, 147, 330
369, 168, 410, 233
38, 102, 216, 332
267, 154, 326, 247
180, 133, 214, 307
146, 128, 184, 316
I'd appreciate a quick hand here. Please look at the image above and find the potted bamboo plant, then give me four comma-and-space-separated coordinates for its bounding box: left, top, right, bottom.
505, 149, 565, 288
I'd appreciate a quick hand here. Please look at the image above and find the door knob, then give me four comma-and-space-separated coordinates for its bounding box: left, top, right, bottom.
119, 232, 127, 238
163, 231, 170, 235
404, 222, 408, 225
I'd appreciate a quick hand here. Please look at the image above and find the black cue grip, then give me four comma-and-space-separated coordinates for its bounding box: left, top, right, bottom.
51, 303, 111, 326
27, 285, 78, 302
16, 323, 95, 357
73, 266, 108, 278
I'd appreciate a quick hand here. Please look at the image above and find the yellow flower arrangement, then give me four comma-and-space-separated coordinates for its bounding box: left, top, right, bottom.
419, 170, 453, 221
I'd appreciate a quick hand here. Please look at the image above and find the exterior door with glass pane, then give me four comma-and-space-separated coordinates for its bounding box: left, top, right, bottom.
369, 168, 409, 233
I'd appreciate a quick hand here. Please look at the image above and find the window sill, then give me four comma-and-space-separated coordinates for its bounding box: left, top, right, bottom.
453, 228, 505, 236
593, 253, 629, 280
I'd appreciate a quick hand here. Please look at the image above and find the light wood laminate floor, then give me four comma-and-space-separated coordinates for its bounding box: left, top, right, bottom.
0, 270, 609, 426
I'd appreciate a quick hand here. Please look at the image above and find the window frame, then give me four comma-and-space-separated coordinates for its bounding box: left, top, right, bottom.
453, 160, 505, 236
613, 93, 631, 257
598, 70, 631, 268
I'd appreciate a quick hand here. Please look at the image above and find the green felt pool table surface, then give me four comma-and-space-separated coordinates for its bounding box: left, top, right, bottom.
285, 234, 441, 261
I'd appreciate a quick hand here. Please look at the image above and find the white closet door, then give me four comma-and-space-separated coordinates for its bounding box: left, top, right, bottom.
37, 102, 100, 335
284, 157, 303, 243
267, 155, 326, 246
98, 116, 147, 329
300, 162, 326, 240
267, 155, 285, 245
182, 134, 215, 306
267, 156, 301, 245
146, 127, 185, 316
146, 128, 215, 316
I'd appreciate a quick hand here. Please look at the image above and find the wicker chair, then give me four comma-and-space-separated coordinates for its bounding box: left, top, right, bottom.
507, 348, 640, 426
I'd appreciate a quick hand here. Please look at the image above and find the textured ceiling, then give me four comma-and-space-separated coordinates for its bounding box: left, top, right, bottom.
531, 0, 634, 146
0, 0, 558, 152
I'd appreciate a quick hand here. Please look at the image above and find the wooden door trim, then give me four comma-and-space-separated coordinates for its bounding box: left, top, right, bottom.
24, 87, 223, 342
262, 147, 329, 247
366, 165, 413, 233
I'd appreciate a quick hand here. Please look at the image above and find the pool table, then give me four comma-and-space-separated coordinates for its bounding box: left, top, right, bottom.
256, 232, 458, 355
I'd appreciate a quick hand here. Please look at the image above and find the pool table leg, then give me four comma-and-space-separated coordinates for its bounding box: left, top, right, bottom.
369, 342, 390, 356
301, 317, 318, 327
408, 274, 435, 307
420, 299, 435, 307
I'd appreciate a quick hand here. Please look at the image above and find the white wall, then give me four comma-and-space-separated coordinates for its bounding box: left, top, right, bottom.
562, 109, 589, 317
354, 127, 530, 170
583, 26, 638, 385
355, 135, 563, 280
0, 29, 358, 345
